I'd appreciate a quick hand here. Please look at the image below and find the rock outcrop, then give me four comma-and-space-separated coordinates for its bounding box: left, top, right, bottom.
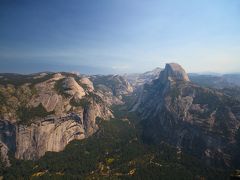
0, 120, 16, 167
91, 75, 133, 105
134, 63, 240, 167
80, 77, 94, 92
124, 67, 162, 88
15, 116, 85, 160
0, 142, 10, 167
159, 63, 190, 83
0, 73, 113, 161
62, 77, 86, 99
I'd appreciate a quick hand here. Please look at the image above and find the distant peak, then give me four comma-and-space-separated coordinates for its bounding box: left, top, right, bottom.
159, 63, 190, 83
166, 63, 184, 71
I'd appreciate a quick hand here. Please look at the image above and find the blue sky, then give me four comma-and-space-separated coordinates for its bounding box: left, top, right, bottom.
0, 0, 240, 74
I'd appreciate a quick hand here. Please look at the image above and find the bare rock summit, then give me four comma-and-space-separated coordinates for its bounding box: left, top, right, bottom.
159, 63, 190, 83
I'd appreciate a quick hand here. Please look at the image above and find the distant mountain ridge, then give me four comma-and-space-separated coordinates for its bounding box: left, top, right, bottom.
1, 64, 240, 178
189, 74, 240, 89
133, 63, 240, 167
124, 68, 240, 89
124, 67, 162, 88
0, 72, 133, 163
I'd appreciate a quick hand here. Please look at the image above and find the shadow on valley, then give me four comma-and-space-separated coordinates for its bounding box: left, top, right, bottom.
1, 102, 231, 180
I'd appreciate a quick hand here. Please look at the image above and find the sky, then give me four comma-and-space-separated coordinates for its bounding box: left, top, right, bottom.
0, 0, 240, 74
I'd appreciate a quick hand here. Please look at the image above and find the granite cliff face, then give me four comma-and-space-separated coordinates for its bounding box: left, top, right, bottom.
15, 116, 84, 160
159, 63, 190, 83
0, 73, 113, 161
124, 67, 162, 88
91, 75, 133, 105
0, 120, 15, 167
134, 63, 240, 167
1, 66, 240, 171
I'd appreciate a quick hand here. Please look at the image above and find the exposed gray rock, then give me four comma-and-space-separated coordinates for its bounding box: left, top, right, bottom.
15, 117, 85, 160
91, 75, 133, 105
159, 63, 190, 83
0, 120, 16, 167
79, 77, 94, 92
63, 77, 86, 99
52, 73, 64, 80
134, 63, 240, 167
125, 67, 162, 88
1, 97, 112, 160
29, 77, 64, 113
0, 142, 10, 167
0, 105, 112, 160
0, 72, 113, 161
0, 120, 16, 152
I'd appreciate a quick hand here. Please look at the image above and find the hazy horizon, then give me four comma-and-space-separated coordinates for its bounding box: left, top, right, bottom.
0, 0, 240, 74
1, 62, 240, 76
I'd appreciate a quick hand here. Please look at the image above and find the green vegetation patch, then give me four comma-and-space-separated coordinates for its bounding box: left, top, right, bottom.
17, 104, 53, 124
0, 73, 54, 87
87, 92, 103, 104
169, 86, 181, 101
0, 92, 6, 106
2, 104, 231, 179
192, 88, 221, 110
54, 78, 71, 98
78, 81, 89, 91
70, 98, 90, 108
